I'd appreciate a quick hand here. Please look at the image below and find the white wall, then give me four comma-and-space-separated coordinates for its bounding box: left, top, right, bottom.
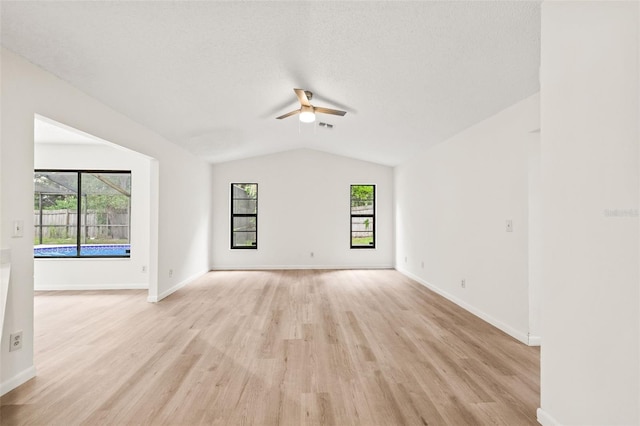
528, 133, 542, 342
395, 94, 540, 344
34, 140, 151, 290
0, 48, 212, 395
538, 2, 639, 425
211, 149, 393, 269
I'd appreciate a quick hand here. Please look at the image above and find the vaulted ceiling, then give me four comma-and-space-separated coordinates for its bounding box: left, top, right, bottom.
1, 1, 540, 166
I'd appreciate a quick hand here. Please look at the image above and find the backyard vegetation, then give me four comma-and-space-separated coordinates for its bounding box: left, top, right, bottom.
34, 171, 131, 256
351, 184, 375, 248
350, 185, 374, 205
352, 236, 374, 245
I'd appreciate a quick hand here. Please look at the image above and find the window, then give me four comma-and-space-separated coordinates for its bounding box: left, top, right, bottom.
34, 170, 132, 258
350, 184, 375, 249
231, 183, 258, 249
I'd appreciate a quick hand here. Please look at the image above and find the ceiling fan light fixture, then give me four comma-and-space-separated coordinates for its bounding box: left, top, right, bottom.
299, 105, 315, 123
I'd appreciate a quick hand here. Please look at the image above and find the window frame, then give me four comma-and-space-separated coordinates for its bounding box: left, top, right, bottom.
350, 184, 376, 249
34, 169, 132, 259
230, 183, 258, 250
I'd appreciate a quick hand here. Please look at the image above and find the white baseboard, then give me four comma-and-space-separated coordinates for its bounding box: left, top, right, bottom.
209, 265, 394, 271
0, 365, 36, 397
35, 283, 148, 291
397, 268, 530, 345
528, 334, 542, 346
147, 270, 208, 303
537, 408, 561, 426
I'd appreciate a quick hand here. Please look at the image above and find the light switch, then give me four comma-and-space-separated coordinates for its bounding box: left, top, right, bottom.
12, 220, 24, 238
506, 220, 513, 232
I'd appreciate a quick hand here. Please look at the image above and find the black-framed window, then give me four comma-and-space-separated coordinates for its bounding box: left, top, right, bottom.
231, 183, 258, 249
34, 170, 132, 258
350, 184, 375, 249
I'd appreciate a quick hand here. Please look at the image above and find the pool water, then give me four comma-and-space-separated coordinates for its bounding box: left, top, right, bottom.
34, 244, 130, 257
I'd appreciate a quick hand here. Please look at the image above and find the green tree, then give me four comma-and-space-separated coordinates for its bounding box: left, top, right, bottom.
351, 185, 374, 206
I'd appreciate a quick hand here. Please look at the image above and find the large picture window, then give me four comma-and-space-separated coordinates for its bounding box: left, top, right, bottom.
34, 170, 132, 258
350, 184, 375, 249
231, 183, 258, 249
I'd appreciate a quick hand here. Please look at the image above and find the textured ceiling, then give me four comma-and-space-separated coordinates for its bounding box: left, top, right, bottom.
2, 1, 540, 166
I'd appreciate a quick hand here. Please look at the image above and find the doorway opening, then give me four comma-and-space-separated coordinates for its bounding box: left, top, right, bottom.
33, 115, 158, 295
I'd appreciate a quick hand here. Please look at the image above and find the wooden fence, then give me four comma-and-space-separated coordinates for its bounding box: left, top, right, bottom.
34, 209, 129, 243
352, 205, 374, 237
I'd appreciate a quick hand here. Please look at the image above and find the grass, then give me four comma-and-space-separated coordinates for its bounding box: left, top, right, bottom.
34, 238, 129, 245
351, 237, 374, 246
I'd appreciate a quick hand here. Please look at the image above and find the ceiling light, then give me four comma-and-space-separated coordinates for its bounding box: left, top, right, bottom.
299, 105, 315, 123
299, 112, 315, 123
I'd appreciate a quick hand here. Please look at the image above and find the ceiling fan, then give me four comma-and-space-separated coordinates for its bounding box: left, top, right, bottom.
276, 88, 347, 123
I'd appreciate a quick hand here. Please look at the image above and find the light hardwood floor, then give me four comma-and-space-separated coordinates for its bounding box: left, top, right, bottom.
1, 269, 539, 425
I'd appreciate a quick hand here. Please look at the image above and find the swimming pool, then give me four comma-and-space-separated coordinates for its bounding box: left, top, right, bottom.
34, 244, 130, 257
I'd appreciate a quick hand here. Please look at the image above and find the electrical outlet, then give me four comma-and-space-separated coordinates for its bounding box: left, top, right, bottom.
461, 279, 466, 289
310, 252, 314, 258
169, 269, 173, 278
9, 331, 22, 352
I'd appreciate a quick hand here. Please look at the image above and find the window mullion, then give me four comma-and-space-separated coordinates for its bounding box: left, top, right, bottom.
76, 171, 82, 257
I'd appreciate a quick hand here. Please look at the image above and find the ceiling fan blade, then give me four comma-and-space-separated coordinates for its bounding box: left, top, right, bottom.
276, 109, 300, 120
313, 94, 355, 114
314, 106, 347, 116
294, 88, 311, 107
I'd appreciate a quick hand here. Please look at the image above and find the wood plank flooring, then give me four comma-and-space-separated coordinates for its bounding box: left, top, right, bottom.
0, 269, 539, 425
